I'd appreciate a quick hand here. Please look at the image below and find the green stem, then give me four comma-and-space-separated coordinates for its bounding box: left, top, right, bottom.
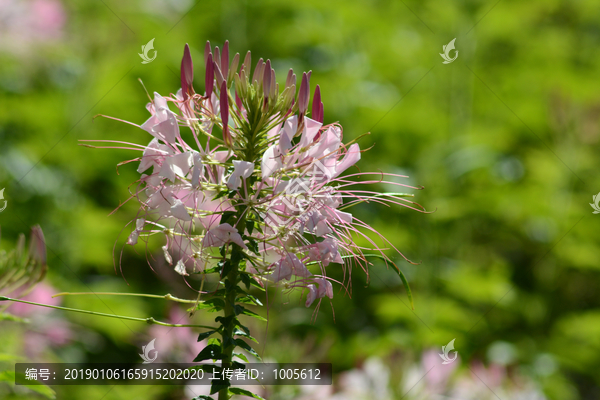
219, 243, 243, 400
52, 292, 201, 304
0, 296, 216, 329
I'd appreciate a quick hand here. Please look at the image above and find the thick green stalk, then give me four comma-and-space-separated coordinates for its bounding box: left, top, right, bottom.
218, 245, 241, 400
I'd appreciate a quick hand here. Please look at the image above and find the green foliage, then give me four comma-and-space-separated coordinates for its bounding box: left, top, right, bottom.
228, 388, 265, 400
1, 0, 599, 399
0, 371, 55, 399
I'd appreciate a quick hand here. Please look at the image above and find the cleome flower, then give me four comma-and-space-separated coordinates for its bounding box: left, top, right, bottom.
87, 41, 427, 309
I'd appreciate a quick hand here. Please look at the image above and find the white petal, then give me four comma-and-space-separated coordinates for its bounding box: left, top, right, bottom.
174, 259, 189, 276
170, 199, 192, 221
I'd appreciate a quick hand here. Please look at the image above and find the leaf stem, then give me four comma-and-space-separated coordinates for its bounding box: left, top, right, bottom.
52, 292, 201, 304
0, 296, 216, 329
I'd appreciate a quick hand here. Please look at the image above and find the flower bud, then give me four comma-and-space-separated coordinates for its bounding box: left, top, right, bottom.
312, 84, 322, 122
285, 68, 295, 89
237, 69, 248, 97
263, 59, 272, 99
221, 40, 229, 81
220, 81, 232, 147
235, 90, 243, 110
298, 72, 310, 115
228, 52, 240, 85
319, 102, 324, 124
29, 225, 47, 270
180, 43, 193, 100
205, 53, 214, 99
204, 41, 211, 66
252, 58, 264, 85
242, 51, 251, 74
270, 69, 277, 101
214, 61, 225, 88
213, 46, 220, 69
234, 72, 245, 100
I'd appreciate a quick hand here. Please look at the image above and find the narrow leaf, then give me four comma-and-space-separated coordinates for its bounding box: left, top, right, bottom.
229, 388, 265, 399
193, 344, 223, 362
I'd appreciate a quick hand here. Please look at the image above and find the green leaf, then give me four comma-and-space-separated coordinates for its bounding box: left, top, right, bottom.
197, 330, 217, 342
390, 262, 414, 310
245, 219, 254, 235
210, 379, 230, 395
235, 338, 261, 359
234, 329, 258, 343
193, 344, 223, 362
235, 305, 267, 321
1, 371, 56, 399
192, 396, 214, 400
219, 211, 237, 225
215, 315, 235, 326
237, 294, 263, 306
0, 312, 29, 323
212, 190, 229, 201
233, 352, 249, 362
199, 364, 221, 374
232, 361, 246, 370
221, 260, 233, 277
229, 388, 265, 399
201, 265, 221, 274
240, 274, 265, 291
246, 239, 260, 255
233, 318, 250, 335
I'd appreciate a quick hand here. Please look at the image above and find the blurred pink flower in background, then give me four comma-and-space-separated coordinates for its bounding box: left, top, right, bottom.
6, 283, 74, 359
422, 348, 459, 392
8, 282, 61, 317
23, 319, 73, 359
0, 0, 66, 54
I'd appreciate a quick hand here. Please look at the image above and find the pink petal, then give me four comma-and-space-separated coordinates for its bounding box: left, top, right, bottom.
305, 284, 317, 307
333, 143, 361, 178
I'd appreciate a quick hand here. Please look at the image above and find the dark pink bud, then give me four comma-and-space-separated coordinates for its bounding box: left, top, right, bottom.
204, 41, 211, 66
220, 81, 231, 146
221, 40, 229, 81
181, 43, 194, 100
205, 53, 214, 99
263, 59, 271, 97
312, 84, 321, 121
298, 72, 310, 114
319, 102, 324, 124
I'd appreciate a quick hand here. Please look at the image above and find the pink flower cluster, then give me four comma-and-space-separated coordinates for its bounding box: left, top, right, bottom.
94, 41, 425, 308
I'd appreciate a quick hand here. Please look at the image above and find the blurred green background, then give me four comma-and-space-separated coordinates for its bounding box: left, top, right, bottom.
1, 0, 600, 399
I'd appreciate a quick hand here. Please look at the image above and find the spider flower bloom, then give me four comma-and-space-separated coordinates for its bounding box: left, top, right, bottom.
90, 41, 426, 308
